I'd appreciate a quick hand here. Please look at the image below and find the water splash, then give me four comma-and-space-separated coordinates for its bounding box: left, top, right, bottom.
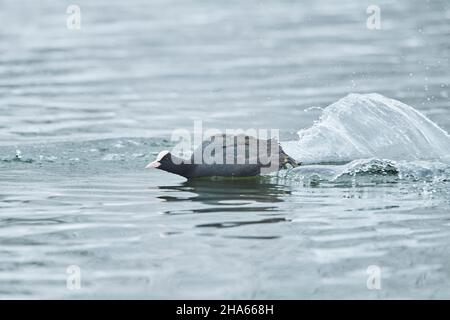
281, 93, 450, 164
280, 158, 450, 186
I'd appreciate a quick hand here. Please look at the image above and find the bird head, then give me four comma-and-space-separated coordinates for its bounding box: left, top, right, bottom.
145, 150, 172, 170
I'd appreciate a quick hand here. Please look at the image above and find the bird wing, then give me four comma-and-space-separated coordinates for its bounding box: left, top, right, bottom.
190, 134, 280, 165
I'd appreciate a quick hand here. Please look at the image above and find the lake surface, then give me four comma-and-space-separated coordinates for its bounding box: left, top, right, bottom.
0, 0, 449, 299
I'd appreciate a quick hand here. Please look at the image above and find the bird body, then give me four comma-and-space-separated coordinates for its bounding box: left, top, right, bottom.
146, 134, 299, 179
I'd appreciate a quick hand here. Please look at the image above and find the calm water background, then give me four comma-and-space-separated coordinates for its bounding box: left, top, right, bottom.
0, 0, 450, 299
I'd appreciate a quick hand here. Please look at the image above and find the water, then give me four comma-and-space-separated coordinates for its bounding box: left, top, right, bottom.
1, 0, 450, 299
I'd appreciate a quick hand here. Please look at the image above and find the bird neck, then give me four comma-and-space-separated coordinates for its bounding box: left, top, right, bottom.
165, 155, 194, 178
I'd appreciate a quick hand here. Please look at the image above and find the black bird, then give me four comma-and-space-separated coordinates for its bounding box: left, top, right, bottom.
146, 134, 299, 179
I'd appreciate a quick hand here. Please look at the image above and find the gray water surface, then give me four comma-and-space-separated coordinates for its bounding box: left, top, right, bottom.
1, 0, 450, 299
